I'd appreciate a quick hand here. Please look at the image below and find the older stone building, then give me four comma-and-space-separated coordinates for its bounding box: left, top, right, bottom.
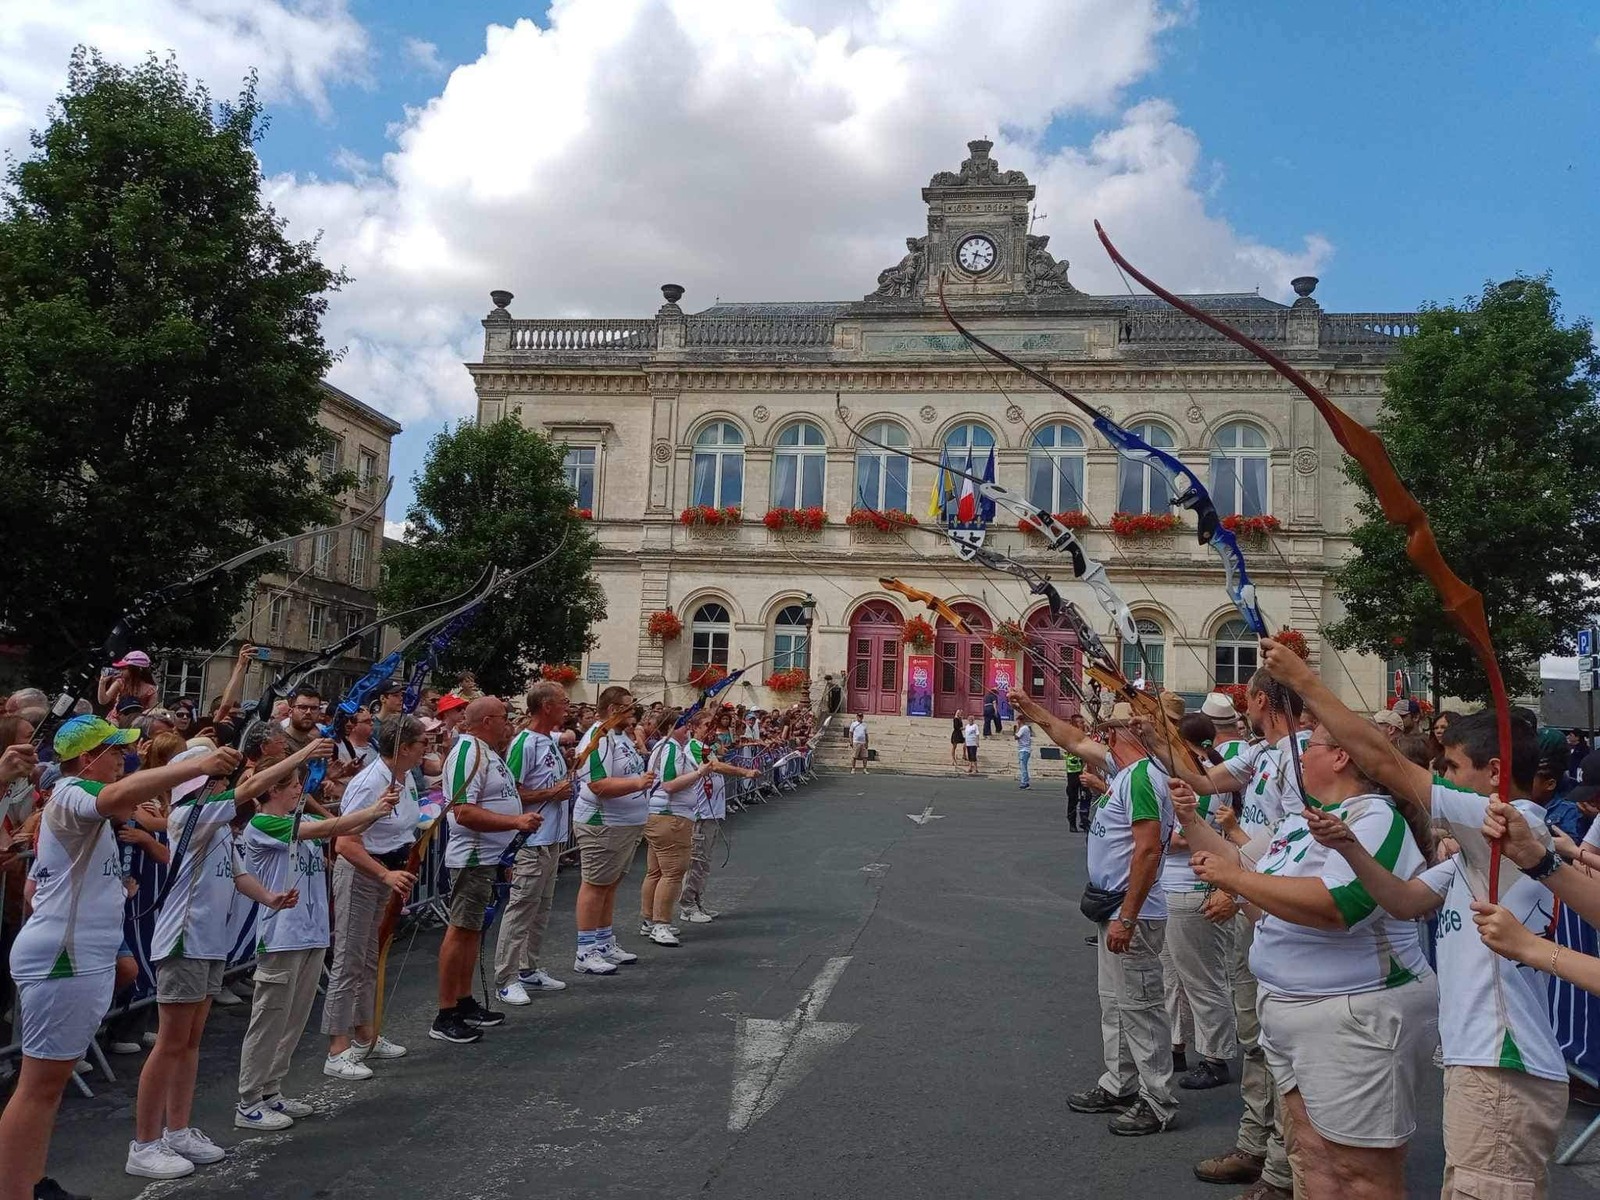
159, 381, 402, 709
468, 140, 1418, 721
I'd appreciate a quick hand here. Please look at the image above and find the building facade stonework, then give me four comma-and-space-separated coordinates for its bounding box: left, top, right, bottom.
468, 141, 1417, 718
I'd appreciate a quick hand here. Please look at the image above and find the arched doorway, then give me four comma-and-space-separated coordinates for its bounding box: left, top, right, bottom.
1023, 607, 1081, 719
847, 600, 903, 714
934, 603, 992, 719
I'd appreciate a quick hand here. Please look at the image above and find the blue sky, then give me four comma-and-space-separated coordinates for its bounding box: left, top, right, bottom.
231, 1, 1599, 523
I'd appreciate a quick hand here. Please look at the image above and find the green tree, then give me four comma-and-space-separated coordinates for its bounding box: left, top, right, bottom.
1327, 276, 1600, 703
0, 49, 346, 682
379, 418, 604, 696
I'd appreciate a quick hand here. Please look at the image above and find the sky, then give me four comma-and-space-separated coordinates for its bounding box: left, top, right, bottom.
2, 0, 1597, 554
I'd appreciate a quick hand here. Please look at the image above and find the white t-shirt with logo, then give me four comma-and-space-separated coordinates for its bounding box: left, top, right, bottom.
340, 758, 419, 856
687, 738, 725, 820
153, 791, 244, 961
850, 720, 868, 745
1226, 731, 1309, 840
1161, 790, 1225, 894
444, 734, 522, 867
10, 778, 124, 981
1419, 781, 1564, 1082
245, 813, 331, 953
1247, 793, 1431, 998
505, 729, 571, 846
648, 738, 703, 818
1087, 757, 1175, 920
575, 723, 650, 827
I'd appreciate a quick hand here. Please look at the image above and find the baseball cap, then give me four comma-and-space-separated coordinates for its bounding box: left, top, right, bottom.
112, 651, 152, 668
1570, 750, 1600, 805
436, 693, 468, 715
1373, 709, 1405, 732
379, 681, 406, 696
55, 714, 139, 759
115, 697, 145, 715
1201, 692, 1238, 721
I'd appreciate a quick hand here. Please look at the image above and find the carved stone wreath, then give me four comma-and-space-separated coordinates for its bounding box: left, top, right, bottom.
1005, 404, 1024, 425
1293, 447, 1318, 475
1185, 405, 1204, 425
919, 404, 937, 424
837, 404, 853, 421
652, 440, 672, 463
753, 405, 770, 423
1098, 405, 1114, 419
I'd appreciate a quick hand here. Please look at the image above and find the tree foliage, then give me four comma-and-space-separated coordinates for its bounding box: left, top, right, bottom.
1327, 277, 1600, 702
378, 419, 604, 696
0, 49, 346, 681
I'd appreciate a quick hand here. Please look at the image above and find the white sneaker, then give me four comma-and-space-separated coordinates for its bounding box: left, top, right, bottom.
109, 1040, 143, 1055
573, 949, 618, 975
497, 982, 531, 1006
265, 1094, 315, 1118
648, 923, 681, 947
141, 1031, 159, 1048
695, 904, 721, 919
602, 941, 639, 964
211, 988, 244, 1007
234, 1102, 293, 1131
639, 920, 680, 937
352, 1036, 407, 1060
126, 1139, 195, 1179
322, 1049, 374, 1081
163, 1126, 225, 1165
683, 906, 715, 924
518, 968, 567, 992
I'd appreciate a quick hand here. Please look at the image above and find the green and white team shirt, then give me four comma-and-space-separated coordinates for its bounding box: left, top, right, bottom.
1224, 731, 1309, 840
244, 813, 331, 953
1419, 779, 1564, 1081
688, 738, 724, 820
648, 737, 701, 818
443, 733, 521, 867
152, 790, 244, 961
10, 778, 124, 981
574, 723, 650, 827
505, 729, 570, 846
1161, 789, 1226, 894
1247, 792, 1431, 997
1087, 757, 1176, 920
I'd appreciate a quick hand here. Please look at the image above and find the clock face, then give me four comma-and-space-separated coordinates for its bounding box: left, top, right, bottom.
956, 234, 997, 274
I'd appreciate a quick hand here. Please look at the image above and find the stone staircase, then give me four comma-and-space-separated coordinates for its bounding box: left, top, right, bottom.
813, 715, 1043, 778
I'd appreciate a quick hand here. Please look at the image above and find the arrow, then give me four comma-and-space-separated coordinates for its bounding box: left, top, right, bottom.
906, 805, 945, 825
729, 956, 858, 1132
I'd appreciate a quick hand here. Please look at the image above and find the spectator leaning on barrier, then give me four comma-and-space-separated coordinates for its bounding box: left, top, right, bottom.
494, 682, 575, 1005
321, 714, 428, 1080
0, 717, 238, 1200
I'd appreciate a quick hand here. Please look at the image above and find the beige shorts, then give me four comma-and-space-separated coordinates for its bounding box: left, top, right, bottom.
575, 822, 644, 886
448, 864, 499, 930
1258, 974, 1439, 1148
18, 972, 115, 1061
156, 955, 226, 1004
1442, 1064, 1569, 1198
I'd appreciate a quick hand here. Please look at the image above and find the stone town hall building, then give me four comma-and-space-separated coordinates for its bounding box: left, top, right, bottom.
467, 140, 1418, 719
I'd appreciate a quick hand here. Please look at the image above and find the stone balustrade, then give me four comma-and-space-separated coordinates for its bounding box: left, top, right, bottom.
505, 319, 657, 353
1118, 310, 1290, 346
1319, 313, 1423, 345
683, 315, 835, 348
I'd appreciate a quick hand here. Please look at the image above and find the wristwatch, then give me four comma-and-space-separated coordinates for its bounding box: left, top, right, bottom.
1117, 916, 1136, 931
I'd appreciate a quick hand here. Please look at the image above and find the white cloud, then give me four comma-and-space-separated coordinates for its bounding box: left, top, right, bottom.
0, 0, 370, 154
383, 519, 409, 543
2, 0, 1333, 434
401, 36, 444, 75
266, 0, 1330, 425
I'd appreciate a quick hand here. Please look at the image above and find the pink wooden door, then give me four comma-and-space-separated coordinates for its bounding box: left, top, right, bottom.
847, 601, 903, 715
933, 604, 991, 719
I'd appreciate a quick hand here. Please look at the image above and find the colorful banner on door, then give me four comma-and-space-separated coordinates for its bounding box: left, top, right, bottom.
987, 657, 1017, 719
906, 655, 934, 717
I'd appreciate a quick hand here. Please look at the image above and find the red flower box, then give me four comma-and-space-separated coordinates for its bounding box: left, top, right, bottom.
1109, 511, 1180, 537
1221, 513, 1281, 538
1018, 511, 1092, 535
986, 619, 1028, 655
679, 505, 742, 527
1274, 627, 1310, 660
847, 507, 919, 534
1217, 684, 1249, 713
687, 663, 728, 689
762, 506, 828, 532
764, 668, 809, 693
902, 615, 935, 649
539, 663, 579, 685
647, 610, 683, 641
568, 507, 593, 520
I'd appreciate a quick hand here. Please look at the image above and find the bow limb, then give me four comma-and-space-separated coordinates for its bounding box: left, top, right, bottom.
879, 578, 973, 635
1096, 221, 1510, 893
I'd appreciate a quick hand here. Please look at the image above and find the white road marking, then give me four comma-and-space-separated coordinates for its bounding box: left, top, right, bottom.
859, 862, 891, 876
728, 956, 859, 1132
906, 805, 945, 825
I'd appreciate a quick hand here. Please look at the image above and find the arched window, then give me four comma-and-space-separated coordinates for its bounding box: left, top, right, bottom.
1028, 423, 1086, 514
1119, 618, 1166, 687
772, 604, 811, 670
943, 422, 997, 474
854, 421, 910, 512
692, 423, 744, 508
690, 603, 731, 670
1214, 619, 1258, 686
771, 422, 827, 509
1116, 422, 1177, 515
1210, 421, 1270, 517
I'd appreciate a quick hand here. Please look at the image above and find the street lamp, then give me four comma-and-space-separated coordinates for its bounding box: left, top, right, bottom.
801, 592, 817, 688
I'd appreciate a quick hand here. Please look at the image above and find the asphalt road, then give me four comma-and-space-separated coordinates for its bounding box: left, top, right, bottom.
35, 771, 1600, 1199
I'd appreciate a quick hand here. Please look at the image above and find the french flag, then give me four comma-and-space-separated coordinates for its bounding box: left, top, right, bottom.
956, 473, 978, 523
